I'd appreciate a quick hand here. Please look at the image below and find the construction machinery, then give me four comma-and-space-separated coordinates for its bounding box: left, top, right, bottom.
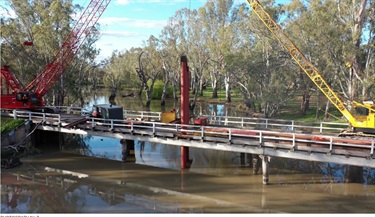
1, 0, 111, 110
246, 0, 375, 136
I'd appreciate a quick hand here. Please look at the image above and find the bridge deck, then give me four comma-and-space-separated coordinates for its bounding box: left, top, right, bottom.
2, 108, 374, 168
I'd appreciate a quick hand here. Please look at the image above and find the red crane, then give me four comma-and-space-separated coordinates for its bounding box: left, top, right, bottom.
1, 0, 111, 109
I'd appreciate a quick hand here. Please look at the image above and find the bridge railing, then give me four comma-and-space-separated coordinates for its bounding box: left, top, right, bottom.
54, 106, 85, 115
85, 117, 374, 159
11, 110, 61, 123
1, 107, 348, 134
123, 110, 162, 121
53, 107, 163, 120
206, 115, 348, 133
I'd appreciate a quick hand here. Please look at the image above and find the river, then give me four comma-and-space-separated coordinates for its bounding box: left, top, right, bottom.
1, 88, 375, 213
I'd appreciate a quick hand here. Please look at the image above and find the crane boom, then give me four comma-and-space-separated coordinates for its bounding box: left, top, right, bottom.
25, 0, 111, 99
1, 0, 111, 109
1, 65, 22, 92
246, 0, 375, 131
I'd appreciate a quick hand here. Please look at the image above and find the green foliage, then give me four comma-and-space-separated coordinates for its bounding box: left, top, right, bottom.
1, 117, 26, 134
147, 80, 173, 100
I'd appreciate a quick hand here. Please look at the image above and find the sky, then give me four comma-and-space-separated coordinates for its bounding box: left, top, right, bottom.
0, 0, 279, 63
87, 0, 209, 62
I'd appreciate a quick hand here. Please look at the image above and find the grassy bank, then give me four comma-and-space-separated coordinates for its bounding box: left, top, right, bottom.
1, 117, 26, 134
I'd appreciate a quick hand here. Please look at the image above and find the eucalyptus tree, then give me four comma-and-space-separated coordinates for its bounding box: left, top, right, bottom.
1, 0, 74, 88
159, 9, 191, 102
102, 51, 127, 101
136, 35, 163, 108
185, 8, 210, 109
198, 0, 240, 101
1, 0, 101, 106
232, 1, 298, 117
282, 0, 375, 116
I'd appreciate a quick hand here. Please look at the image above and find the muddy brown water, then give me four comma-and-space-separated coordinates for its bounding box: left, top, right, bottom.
2, 147, 375, 213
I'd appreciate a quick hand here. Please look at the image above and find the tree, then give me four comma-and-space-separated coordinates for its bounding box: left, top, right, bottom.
134, 36, 163, 108
1, 0, 101, 106
283, 0, 375, 117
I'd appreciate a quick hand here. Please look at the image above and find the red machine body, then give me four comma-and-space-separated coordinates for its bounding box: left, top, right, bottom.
1, 0, 111, 109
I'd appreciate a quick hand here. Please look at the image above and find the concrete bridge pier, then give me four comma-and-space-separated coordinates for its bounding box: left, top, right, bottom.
253, 154, 260, 175
260, 155, 271, 185
120, 139, 134, 162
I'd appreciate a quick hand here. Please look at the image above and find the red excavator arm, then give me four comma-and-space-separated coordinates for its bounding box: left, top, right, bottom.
1, 0, 111, 109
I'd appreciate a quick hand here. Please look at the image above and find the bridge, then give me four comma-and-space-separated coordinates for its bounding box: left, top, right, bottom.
2, 107, 374, 184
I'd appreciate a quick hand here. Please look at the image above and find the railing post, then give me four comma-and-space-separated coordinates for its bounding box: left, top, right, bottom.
152, 123, 156, 136
228, 128, 232, 144
371, 139, 374, 156
29, 112, 32, 120
201, 126, 204, 140
110, 120, 114, 130
292, 133, 296, 150
241, 118, 244, 127
265, 119, 268, 129
67, 106, 71, 114
329, 137, 333, 153
91, 118, 95, 128
13, 110, 17, 119
43, 113, 46, 123
131, 120, 134, 134
291, 120, 294, 131
320, 122, 323, 133
259, 131, 263, 146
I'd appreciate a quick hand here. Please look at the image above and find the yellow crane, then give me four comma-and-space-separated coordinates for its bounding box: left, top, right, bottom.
246, 0, 375, 136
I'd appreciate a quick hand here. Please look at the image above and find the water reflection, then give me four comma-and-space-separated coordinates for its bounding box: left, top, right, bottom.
2, 158, 375, 213
1, 172, 184, 213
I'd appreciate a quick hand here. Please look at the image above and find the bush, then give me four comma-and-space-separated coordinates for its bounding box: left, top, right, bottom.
148, 80, 173, 100
1, 117, 25, 134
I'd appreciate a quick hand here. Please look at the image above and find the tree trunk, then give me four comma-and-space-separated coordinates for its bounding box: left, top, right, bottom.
324, 100, 330, 121
212, 78, 218, 98
225, 75, 231, 103
160, 74, 169, 106
315, 91, 320, 121
300, 92, 310, 115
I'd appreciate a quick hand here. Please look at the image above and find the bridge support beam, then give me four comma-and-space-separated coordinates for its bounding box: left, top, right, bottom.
260, 155, 270, 185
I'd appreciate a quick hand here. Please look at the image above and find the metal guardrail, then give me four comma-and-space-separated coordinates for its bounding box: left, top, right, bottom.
47, 107, 349, 134
123, 110, 162, 121
2, 108, 373, 167
1, 107, 348, 134
11, 110, 62, 123
54, 106, 84, 115
83, 117, 374, 159
206, 115, 348, 133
